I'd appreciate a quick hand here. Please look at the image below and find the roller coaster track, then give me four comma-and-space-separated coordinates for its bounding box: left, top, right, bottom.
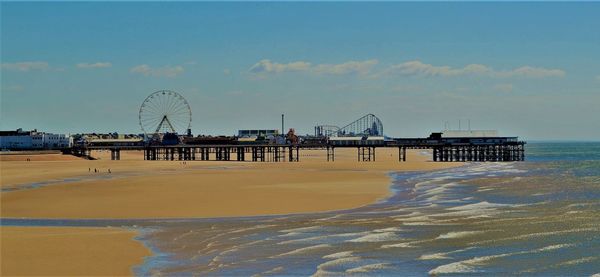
315, 114, 383, 137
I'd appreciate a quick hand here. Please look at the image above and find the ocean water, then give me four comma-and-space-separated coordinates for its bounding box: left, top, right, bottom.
2, 142, 599, 276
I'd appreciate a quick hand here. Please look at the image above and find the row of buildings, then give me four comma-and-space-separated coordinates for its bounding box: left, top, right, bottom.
0, 129, 147, 150
1, 127, 511, 150
0, 129, 73, 150
0, 128, 284, 150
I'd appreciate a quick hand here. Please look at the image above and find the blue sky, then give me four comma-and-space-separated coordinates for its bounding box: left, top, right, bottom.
1, 2, 599, 140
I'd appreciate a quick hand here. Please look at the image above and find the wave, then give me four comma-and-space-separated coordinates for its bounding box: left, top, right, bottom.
536, 243, 575, 252
418, 247, 477, 260
436, 231, 486, 239
472, 228, 599, 245
348, 232, 402, 243
323, 251, 353, 259
555, 256, 598, 267
429, 243, 578, 274
277, 226, 323, 238
312, 257, 362, 277
429, 261, 478, 274
280, 226, 323, 233
418, 252, 451, 260
225, 224, 276, 234
345, 262, 391, 273
447, 201, 514, 211
380, 242, 416, 249
373, 227, 404, 232
278, 231, 368, 245
253, 266, 285, 276
274, 244, 331, 257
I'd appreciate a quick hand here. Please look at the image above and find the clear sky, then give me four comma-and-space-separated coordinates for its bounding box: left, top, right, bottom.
1, 2, 599, 140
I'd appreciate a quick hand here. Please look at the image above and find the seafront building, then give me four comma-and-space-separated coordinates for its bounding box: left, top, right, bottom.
77, 133, 144, 147
440, 130, 499, 138
238, 129, 279, 138
0, 129, 73, 150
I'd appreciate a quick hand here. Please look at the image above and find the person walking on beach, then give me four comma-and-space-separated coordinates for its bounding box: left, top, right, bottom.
108, 168, 111, 174
94, 168, 97, 173
89, 167, 91, 172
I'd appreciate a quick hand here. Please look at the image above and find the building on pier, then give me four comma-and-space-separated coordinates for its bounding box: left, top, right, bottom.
441, 130, 499, 138
238, 129, 279, 138
183, 136, 237, 145
329, 136, 385, 146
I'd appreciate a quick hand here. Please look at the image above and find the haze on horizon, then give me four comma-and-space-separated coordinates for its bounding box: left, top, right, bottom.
1, 2, 599, 141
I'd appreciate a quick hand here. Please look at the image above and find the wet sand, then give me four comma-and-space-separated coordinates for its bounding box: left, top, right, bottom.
0, 226, 151, 276
1, 148, 460, 219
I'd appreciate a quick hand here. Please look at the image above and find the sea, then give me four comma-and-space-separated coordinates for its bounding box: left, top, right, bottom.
3, 142, 600, 276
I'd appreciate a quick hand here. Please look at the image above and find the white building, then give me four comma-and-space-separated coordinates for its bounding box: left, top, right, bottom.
441, 130, 499, 138
0, 129, 73, 150
329, 136, 385, 146
238, 129, 279, 138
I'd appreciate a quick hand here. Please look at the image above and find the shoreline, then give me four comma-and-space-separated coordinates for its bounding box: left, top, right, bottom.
1, 149, 461, 219
134, 163, 484, 276
1, 149, 461, 276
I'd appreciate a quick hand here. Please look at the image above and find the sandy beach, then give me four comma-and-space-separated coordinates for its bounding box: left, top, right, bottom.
0, 226, 151, 276
1, 148, 458, 219
1, 148, 460, 275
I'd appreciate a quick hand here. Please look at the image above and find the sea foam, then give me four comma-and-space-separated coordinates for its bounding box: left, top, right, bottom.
345, 263, 391, 273
348, 232, 401, 243
436, 231, 485, 239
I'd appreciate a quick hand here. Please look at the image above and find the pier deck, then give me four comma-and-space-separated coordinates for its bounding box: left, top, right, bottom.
70, 137, 525, 162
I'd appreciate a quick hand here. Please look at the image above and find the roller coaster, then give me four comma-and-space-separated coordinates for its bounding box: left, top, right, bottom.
315, 114, 383, 137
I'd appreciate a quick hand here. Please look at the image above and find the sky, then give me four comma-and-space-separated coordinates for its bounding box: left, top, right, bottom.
1, 2, 599, 140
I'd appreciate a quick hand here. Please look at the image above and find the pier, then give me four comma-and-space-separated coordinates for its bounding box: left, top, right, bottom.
140, 145, 301, 162
64, 110, 526, 163
71, 136, 525, 163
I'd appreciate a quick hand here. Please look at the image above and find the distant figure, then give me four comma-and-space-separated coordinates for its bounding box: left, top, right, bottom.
88, 168, 91, 172
108, 168, 111, 173
94, 168, 97, 173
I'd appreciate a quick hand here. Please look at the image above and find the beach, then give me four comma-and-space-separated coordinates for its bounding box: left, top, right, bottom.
1, 148, 457, 219
1, 148, 459, 275
0, 226, 151, 276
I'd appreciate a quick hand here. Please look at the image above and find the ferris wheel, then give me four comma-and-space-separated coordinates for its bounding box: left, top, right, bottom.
139, 90, 191, 136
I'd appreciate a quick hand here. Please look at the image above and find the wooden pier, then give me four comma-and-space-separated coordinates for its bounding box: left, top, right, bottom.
141, 145, 301, 162
71, 137, 525, 163
432, 144, 525, 162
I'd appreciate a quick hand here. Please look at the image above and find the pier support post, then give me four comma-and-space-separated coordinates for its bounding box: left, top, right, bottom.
237, 147, 245, 161
110, 149, 120, 160
288, 146, 299, 162
327, 146, 335, 161
358, 146, 375, 162
252, 146, 265, 162
399, 147, 407, 162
